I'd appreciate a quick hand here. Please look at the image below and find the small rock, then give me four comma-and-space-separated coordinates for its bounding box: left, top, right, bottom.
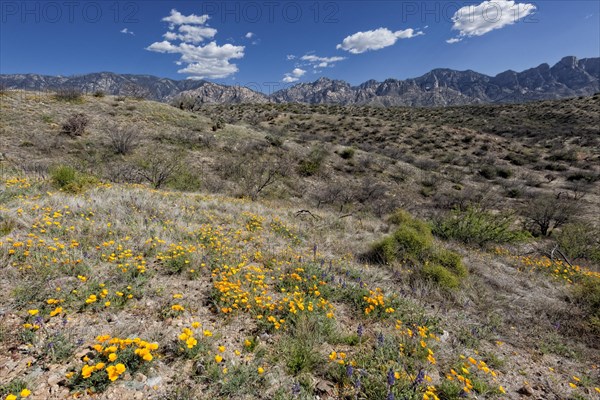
146, 376, 162, 387
517, 385, 534, 396
135, 373, 147, 383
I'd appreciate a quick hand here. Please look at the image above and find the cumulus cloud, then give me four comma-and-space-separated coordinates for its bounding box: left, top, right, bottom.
336, 27, 423, 54
300, 54, 346, 68
120, 28, 134, 35
447, 0, 536, 43
282, 68, 306, 83
163, 25, 217, 44
245, 32, 255, 39
147, 9, 244, 79
162, 9, 209, 26
286, 54, 296, 60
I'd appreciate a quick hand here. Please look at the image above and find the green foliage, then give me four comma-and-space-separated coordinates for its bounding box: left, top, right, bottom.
0, 379, 28, 399
367, 209, 467, 289
297, 147, 327, 177
572, 277, 600, 336
421, 262, 460, 289
555, 222, 600, 263
433, 205, 530, 246
431, 248, 467, 278
0, 215, 16, 236
50, 165, 98, 193
168, 169, 202, 192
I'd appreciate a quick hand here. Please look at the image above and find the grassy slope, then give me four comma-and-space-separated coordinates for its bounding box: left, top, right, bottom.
0, 91, 599, 399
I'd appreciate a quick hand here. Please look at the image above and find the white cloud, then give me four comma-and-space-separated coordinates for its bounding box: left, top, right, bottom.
178, 60, 240, 80
162, 9, 209, 26
446, 38, 462, 44
120, 28, 134, 35
245, 32, 255, 39
282, 68, 306, 83
286, 54, 296, 60
336, 27, 423, 54
300, 54, 346, 68
163, 24, 217, 44
147, 9, 244, 79
447, 0, 536, 42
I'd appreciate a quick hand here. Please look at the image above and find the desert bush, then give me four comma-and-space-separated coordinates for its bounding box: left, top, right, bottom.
211, 117, 225, 132
555, 222, 600, 263
367, 210, 433, 264
431, 248, 467, 278
420, 262, 460, 289
136, 152, 181, 189
61, 113, 89, 137
54, 88, 83, 102
168, 168, 202, 192
297, 147, 328, 177
479, 165, 497, 180
106, 124, 139, 155
522, 193, 577, 236
220, 155, 290, 201
366, 209, 467, 289
433, 206, 530, 247
265, 134, 284, 147
50, 165, 97, 193
93, 90, 105, 98
339, 147, 355, 160
572, 277, 600, 336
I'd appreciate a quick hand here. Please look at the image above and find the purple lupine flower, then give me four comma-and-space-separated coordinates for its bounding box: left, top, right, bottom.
387, 392, 395, 400
413, 369, 425, 387
377, 332, 385, 346
357, 324, 364, 338
387, 368, 396, 386
320, 259, 325, 268
355, 377, 361, 389
313, 244, 317, 259
346, 365, 354, 377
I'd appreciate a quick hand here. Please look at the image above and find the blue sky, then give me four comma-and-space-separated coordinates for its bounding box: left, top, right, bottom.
1, 1, 599, 92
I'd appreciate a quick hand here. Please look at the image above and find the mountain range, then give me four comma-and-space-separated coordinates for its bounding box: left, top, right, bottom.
1, 56, 598, 107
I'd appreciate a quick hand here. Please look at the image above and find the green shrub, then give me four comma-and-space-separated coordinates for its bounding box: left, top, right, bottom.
50, 165, 97, 193
297, 147, 327, 177
421, 262, 460, 289
555, 223, 600, 263
51, 165, 77, 187
432, 248, 467, 277
572, 277, 600, 336
393, 225, 433, 261
368, 237, 397, 264
366, 209, 467, 289
168, 169, 202, 192
433, 206, 530, 247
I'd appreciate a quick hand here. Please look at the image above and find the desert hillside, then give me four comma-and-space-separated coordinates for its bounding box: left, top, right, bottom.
0, 90, 599, 400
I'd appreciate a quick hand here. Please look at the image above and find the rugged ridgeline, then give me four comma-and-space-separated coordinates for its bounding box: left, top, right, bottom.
1, 56, 598, 107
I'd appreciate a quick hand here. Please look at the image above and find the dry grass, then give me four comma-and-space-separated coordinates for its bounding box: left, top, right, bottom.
0, 90, 599, 399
